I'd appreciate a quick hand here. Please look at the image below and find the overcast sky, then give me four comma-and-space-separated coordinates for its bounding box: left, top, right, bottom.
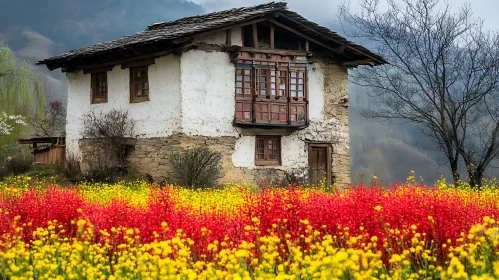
1, 0, 497, 183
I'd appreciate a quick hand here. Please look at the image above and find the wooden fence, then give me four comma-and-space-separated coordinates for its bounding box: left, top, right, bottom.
34, 145, 65, 166
19, 137, 66, 166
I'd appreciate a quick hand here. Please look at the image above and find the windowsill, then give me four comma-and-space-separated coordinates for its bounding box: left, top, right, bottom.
234, 119, 308, 131
255, 160, 281, 166
130, 97, 150, 103
91, 99, 108, 104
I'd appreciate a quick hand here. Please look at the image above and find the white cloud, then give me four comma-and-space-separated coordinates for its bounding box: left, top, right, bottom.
17, 28, 55, 61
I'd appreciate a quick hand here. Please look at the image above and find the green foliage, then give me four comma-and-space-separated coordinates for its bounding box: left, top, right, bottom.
0, 45, 45, 146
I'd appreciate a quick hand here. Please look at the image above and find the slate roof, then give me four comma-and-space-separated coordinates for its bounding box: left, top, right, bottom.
38, 2, 386, 70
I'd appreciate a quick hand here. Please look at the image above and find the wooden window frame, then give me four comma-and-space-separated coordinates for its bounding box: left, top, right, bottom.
255, 136, 281, 166
234, 56, 309, 125
90, 72, 108, 104
129, 66, 150, 103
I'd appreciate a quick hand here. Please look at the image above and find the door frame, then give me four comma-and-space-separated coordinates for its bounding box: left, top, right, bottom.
307, 143, 332, 186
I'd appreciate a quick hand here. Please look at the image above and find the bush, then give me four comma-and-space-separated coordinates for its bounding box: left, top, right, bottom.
167, 147, 221, 189
81, 109, 135, 182
64, 153, 81, 182
0, 144, 32, 179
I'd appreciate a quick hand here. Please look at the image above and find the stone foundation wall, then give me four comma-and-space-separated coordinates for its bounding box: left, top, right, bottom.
79, 134, 311, 185
322, 63, 351, 186
80, 134, 256, 183
126, 134, 254, 183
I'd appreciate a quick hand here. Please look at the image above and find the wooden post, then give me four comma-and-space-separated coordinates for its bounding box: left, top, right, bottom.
252, 23, 259, 48
305, 40, 310, 52
270, 24, 275, 49
226, 29, 232, 46
241, 27, 245, 47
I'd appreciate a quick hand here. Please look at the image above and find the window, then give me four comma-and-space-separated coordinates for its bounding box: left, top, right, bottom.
234, 54, 308, 126
91, 72, 108, 104
130, 66, 149, 103
255, 136, 280, 165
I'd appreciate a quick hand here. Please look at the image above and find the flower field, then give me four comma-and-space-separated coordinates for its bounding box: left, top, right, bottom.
2, 177, 499, 279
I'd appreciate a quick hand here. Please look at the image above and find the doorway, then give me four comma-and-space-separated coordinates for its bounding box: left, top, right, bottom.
308, 144, 332, 186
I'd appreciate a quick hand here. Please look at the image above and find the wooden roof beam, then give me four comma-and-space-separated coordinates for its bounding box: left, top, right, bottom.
276, 12, 383, 64
267, 19, 345, 55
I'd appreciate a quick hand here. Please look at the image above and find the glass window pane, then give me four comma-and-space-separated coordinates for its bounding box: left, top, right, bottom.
236, 75, 243, 81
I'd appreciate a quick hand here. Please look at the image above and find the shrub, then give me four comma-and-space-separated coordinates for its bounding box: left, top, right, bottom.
4, 156, 31, 176
64, 153, 81, 181
167, 147, 221, 189
81, 109, 135, 181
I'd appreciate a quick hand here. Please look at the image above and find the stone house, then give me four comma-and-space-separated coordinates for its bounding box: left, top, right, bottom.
38, 2, 385, 186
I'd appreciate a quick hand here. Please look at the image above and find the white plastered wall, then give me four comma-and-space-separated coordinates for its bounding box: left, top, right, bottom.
180, 50, 239, 137
65, 30, 347, 177
65, 54, 182, 159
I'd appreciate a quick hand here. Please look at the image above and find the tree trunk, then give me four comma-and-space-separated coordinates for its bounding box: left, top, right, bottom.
468, 169, 484, 189
450, 159, 460, 185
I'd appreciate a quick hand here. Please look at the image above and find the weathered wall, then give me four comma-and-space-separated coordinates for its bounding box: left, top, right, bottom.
193, 28, 242, 46
321, 63, 350, 185
66, 54, 182, 159
124, 134, 254, 183
229, 62, 351, 186
180, 50, 239, 137
67, 37, 350, 185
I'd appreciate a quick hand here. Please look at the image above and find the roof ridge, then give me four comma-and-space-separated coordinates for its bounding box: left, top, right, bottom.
147, 2, 287, 31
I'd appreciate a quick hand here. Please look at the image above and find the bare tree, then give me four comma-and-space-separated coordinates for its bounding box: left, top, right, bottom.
81, 109, 135, 171
28, 99, 66, 137
341, 0, 499, 186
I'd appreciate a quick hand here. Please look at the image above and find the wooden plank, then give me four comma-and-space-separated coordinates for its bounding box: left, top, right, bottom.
240, 48, 309, 57
83, 66, 113, 74
268, 19, 345, 55
173, 17, 269, 45
341, 59, 376, 67
305, 40, 309, 52
276, 12, 382, 63
270, 24, 275, 49
121, 57, 155, 69
241, 26, 245, 47
252, 23, 259, 48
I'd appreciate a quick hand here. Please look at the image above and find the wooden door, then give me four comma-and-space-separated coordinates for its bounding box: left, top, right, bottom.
308, 146, 330, 185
